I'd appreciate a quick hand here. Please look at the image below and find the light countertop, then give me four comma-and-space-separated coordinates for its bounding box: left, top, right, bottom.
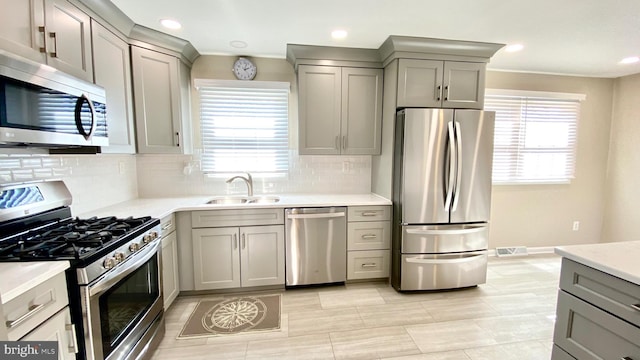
555, 240, 640, 286
79, 193, 392, 219
0, 261, 70, 304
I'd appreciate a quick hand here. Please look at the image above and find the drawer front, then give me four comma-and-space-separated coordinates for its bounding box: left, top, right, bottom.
560, 258, 640, 327
160, 213, 176, 235
347, 221, 391, 250
551, 345, 576, 360
348, 206, 390, 222
347, 250, 390, 280
192, 208, 284, 228
400, 251, 487, 290
554, 290, 640, 360
402, 224, 488, 254
4, 272, 69, 341
21, 307, 77, 359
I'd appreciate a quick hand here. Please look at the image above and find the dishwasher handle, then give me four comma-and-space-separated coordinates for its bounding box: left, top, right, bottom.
286, 212, 346, 220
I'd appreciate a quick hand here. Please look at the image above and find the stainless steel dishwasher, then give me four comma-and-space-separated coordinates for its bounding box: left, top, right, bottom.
285, 207, 347, 286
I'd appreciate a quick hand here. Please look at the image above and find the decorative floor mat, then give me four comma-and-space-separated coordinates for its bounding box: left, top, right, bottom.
178, 294, 281, 338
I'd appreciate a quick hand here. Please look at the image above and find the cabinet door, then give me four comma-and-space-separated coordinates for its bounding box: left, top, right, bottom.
161, 230, 179, 309
0, 0, 46, 63
442, 61, 485, 109
91, 21, 135, 154
397, 59, 443, 108
44, 0, 93, 82
240, 225, 285, 287
20, 307, 77, 360
298, 65, 341, 155
131, 46, 182, 154
341, 67, 383, 155
192, 227, 240, 290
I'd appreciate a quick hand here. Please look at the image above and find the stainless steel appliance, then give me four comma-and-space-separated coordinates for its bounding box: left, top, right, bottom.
285, 207, 347, 286
392, 108, 495, 291
0, 180, 164, 360
0, 50, 108, 148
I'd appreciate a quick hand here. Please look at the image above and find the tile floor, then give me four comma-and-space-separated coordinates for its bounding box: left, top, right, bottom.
151, 254, 561, 360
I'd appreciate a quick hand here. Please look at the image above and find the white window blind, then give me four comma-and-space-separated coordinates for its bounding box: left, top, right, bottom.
195, 79, 289, 176
485, 89, 585, 184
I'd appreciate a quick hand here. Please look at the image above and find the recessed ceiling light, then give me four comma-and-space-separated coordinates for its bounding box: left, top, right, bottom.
160, 19, 182, 30
230, 40, 248, 49
504, 44, 524, 53
331, 30, 348, 39
620, 56, 639, 64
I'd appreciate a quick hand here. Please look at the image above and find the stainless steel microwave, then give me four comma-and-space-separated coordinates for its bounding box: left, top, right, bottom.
0, 50, 107, 148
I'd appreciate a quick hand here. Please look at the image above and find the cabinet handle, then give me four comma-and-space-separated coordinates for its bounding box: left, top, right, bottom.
436, 85, 441, 101
361, 263, 377, 268
175, 132, 180, 147
233, 234, 238, 249
444, 85, 449, 101
6, 301, 51, 328
343, 136, 347, 150
38, 26, 46, 53
620, 357, 633, 360
161, 221, 173, 231
335, 136, 340, 150
241, 233, 246, 249
631, 303, 640, 311
361, 211, 378, 217
49, 32, 58, 58
66, 323, 79, 354
361, 234, 377, 239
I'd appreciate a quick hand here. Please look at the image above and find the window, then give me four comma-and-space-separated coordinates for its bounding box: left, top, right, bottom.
485, 89, 585, 184
195, 79, 289, 176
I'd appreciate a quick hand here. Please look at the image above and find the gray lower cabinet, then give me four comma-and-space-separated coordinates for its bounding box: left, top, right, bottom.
91, 20, 135, 153
131, 46, 192, 154
346, 206, 391, 280
553, 258, 640, 360
160, 214, 179, 309
396, 59, 485, 109
192, 225, 285, 290
0, 0, 93, 82
298, 65, 383, 155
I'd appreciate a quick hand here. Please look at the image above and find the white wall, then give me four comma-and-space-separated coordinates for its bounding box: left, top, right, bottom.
486, 71, 614, 248
601, 73, 640, 242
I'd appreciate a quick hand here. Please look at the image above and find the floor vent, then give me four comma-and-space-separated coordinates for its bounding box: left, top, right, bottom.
495, 246, 528, 257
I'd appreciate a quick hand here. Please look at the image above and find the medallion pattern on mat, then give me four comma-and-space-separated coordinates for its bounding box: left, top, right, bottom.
202, 296, 267, 333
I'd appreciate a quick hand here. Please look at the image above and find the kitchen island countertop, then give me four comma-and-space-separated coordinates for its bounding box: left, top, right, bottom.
555, 240, 640, 285
79, 193, 392, 219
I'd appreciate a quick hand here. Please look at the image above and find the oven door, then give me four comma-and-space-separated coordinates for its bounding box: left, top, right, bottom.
81, 241, 164, 360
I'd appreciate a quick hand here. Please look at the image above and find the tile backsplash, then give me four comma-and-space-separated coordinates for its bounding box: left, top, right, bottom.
0, 152, 138, 215
1, 150, 372, 214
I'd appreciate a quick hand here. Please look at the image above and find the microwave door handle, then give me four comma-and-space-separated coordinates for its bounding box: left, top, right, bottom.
444, 121, 456, 212
74, 93, 97, 141
452, 121, 462, 212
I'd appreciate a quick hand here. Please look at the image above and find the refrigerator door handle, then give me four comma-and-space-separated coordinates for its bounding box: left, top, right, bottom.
452, 121, 463, 212
444, 121, 456, 212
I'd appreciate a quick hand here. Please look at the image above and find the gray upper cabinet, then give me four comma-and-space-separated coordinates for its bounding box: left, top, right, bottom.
298, 65, 382, 155
91, 20, 135, 154
397, 59, 485, 109
132, 46, 191, 154
0, 0, 93, 82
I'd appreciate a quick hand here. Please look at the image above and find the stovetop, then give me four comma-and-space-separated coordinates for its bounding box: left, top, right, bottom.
0, 215, 159, 265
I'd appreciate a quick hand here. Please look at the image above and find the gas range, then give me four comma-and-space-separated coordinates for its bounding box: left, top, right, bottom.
0, 180, 165, 360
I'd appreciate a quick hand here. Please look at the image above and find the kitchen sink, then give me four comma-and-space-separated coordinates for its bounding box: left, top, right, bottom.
206, 195, 280, 205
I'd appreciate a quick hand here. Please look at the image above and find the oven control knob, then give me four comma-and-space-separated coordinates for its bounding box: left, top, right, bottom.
143, 234, 151, 244
114, 252, 125, 262
129, 243, 140, 252
151, 231, 158, 240
103, 257, 116, 269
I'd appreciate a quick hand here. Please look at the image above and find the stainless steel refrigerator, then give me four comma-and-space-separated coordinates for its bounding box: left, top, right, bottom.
391, 108, 495, 291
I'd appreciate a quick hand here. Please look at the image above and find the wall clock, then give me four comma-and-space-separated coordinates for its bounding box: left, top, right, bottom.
232, 57, 257, 80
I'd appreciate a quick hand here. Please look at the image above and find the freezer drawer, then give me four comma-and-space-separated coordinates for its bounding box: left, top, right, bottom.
402, 224, 488, 254
400, 251, 487, 291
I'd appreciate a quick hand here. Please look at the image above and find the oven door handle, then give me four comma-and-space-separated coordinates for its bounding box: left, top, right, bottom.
89, 241, 160, 297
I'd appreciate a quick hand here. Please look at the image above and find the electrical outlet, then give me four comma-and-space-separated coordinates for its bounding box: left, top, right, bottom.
572, 221, 580, 231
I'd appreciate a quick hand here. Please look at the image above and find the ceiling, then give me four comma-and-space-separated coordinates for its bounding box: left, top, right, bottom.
110, 0, 640, 78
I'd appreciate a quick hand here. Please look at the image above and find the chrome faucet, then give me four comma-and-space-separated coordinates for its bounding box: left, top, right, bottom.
226, 172, 253, 197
